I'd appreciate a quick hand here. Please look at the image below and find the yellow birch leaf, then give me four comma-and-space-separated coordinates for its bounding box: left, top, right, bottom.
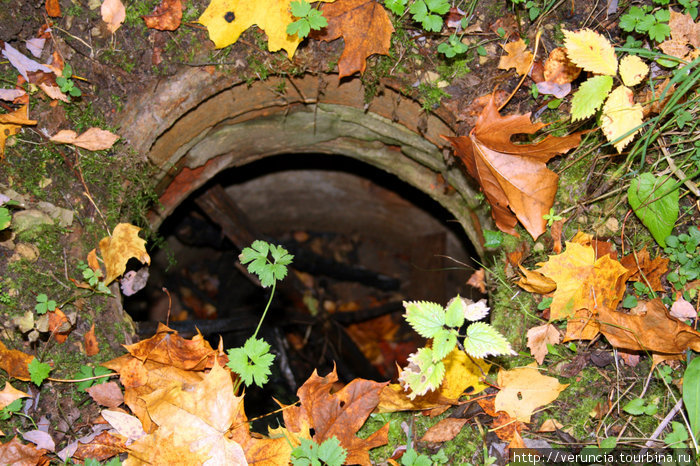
99, 223, 151, 285
198, 0, 334, 58
619, 55, 649, 87
563, 29, 617, 76
495, 363, 568, 423
601, 85, 643, 153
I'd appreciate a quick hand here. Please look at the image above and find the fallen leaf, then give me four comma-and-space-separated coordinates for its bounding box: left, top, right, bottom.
1, 43, 53, 81
143, 0, 182, 31
25, 38, 46, 58
477, 397, 525, 443
84, 323, 99, 356
0, 382, 29, 409
86, 382, 124, 408
620, 248, 668, 292
284, 367, 388, 465
124, 430, 208, 465
0, 340, 33, 380
22, 431, 55, 452
619, 55, 649, 87
50, 127, 120, 151
101, 410, 146, 441
563, 29, 617, 75
536, 81, 571, 99
446, 96, 582, 239
658, 9, 700, 61
551, 219, 564, 253
98, 223, 151, 285
419, 418, 467, 443
466, 268, 486, 293
377, 349, 490, 412
46, 0, 61, 16
495, 363, 568, 422
128, 362, 247, 465
0, 437, 47, 466
536, 241, 627, 320
73, 431, 125, 462
229, 399, 293, 465
101, 0, 126, 33
538, 418, 563, 432
527, 323, 561, 364
198, 0, 334, 58
315, 0, 393, 78
0, 89, 26, 101
38, 83, 70, 103
597, 299, 700, 354
498, 39, 533, 75
0, 104, 37, 158
563, 309, 600, 341
671, 297, 697, 320
47, 308, 71, 343
543, 47, 581, 84
517, 264, 557, 294
601, 85, 643, 153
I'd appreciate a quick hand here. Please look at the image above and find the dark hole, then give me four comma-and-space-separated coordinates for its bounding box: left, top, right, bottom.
224, 11, 235, 22
124, 153, 482, 429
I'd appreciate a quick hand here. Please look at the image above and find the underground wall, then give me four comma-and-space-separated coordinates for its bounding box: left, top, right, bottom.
118, 70, 493, 393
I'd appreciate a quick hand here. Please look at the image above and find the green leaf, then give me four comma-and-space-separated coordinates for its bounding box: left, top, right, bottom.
306, 9, 327, 30
537, 297, 553, 310
76, 365, 112, 391
402, 448, 432, 466
400, 348, 445, 397
290, 0, 312, 18
622, 397, 646, 415
317, 437, 347, 466
622, 294, 638, 308
636, 14, 656, 32
0, 398, 23, 420
665, 421, 689, 446
226, 337, 275, 387
385, 0, 407, 16
619, 6, 646, 31
431, 329, 457, 361
483, 229, 503, 248
571, 75, 613, 121
425, 0, 449, 14
628, 173, 679, 247
0, 207, 10, 230
28, 358, 52, 386
683, 357, 700, 439
463, 322, 514, 358
403, 300, 446, 338
409, 0, 427, 17
599, 437, 617, 450
648, 21, 671, 41
422, 14, 444, 31
444, 297, 465, 328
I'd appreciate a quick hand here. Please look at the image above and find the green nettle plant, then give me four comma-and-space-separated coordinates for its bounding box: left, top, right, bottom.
400, 296, 514, 399
226, 240, 293, 391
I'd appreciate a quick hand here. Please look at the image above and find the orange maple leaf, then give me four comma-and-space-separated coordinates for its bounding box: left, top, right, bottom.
446, 95, 583, 239
284, 367, 388, 465
498, 39, 534, 75
315, 0, 394, 78
143, 0, 182, 31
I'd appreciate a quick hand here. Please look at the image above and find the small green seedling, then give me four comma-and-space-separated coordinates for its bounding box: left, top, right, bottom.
76, 365, 113, 391
28, 358, 52, 386
287, 0, 327, 39
291, 437, 347, 466
56, 64, 82, 98
384, 0, 407, 16
543, 207, 563, 226
0, 398, 23, 421
437, 34, 468, 58
35, 293, 57, 315
409, 0, 450, 32
619, 6, 671, 42
227, 240, 294, 390
623, 397, 658, 416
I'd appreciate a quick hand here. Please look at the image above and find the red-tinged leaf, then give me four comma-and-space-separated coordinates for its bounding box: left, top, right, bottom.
143, 0, 182, 31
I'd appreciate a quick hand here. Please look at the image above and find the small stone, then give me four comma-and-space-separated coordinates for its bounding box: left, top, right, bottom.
605, 217, 619, 233
87, 0, 101, 9
37, 201, 74, 227
28, 329, 40, 343
36, 314, 49, 333
533, 242, 545, 252
39, 178, 52, 189
10, 243, 40, 263
12, 209, 53, 233
12, 311, 34, 333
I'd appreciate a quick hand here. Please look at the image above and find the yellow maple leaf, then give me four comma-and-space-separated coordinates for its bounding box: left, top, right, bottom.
99, 223, 151, 285
494, 363, 568, 423
198, 0, 334, 58
0, 104, 37, 159
563, 29, 617, 76
498, 39, 533, 75
601, 85, 643, 153
619, 55, 649, 87
535, 241, 628, 320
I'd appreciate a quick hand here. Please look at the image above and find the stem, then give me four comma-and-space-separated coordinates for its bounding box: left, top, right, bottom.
252, 280, 276, 340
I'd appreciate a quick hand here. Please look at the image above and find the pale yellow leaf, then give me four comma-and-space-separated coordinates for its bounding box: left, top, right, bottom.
495, 363, 568, 422
99, 223, 151, 285
563, 29, 617, 76
601, 85, 643, 153
101, 0, 126, 33
619, 55, 649, 87
50, 127, 119, 151
526, 323, 561, 365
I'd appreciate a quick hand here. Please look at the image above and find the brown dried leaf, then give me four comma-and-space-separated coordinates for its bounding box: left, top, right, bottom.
101, 0, 126, 33
0, 340, 33, 380
84, 323, 100, 356
0, 382, 29, 409
50, 127, 119, 151
543, 47, 581, 84
518, 264, 557, 293
316, 0, 393, 78
98, 223, 150, 285
0, 437, 47, 466
86, 382, 124, 408
620, 248, 668, 292
466, 268, 486, 293
498, 39, 533, 75
419, 418, 467, 443
446, 95, 583, 239
527, 323, 561, 364
46, 0, 61, 16
143, 0, 182, 31
0, 104, 36, 158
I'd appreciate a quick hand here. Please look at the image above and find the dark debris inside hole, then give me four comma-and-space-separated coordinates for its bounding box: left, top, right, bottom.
124, 155, 482, 420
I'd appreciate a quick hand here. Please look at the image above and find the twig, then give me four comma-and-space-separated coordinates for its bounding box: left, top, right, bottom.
640, 398, 682, 453
660, 138, 700, 197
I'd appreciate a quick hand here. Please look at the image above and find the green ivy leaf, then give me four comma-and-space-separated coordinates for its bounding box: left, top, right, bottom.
28, 358, 52, 386
628, 173, 679, 247
226, 336, 275, 387
463, 322, 514, 358
622, 397, 646, 415
571, 75, 613, 121
403, 301, 446, 338
683, 357, 700, 439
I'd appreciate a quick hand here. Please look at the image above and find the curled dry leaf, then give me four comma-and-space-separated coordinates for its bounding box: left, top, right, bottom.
543, 47, 581, 84
419, 418, 467, 443
50, 128, 119, 151
445, 95, 583, 239
517, 264, 556, 294
0, 104, 36, 158
466, 268, 486, 293
527, 323, 561, 364
670, 297, 697, 320
98, 223, 151, 285
497, 39, 533, 76
316, 0, 394, 78
101, 0, 126, 34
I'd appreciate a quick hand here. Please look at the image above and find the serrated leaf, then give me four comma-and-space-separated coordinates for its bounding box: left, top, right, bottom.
28, 359, 51, 386
619, 55, 649, 87
384, 0, 406, 15
399, 348, 445, 399
444, 297, 465, 328
425, 0, 449, 14
317, 437, 347, 466
290, 0, 311, 17
563, 29, 617, 75
422, 14, 443, 31
649, 21, 671, 41
628, 173, 679, 247
601, 85, 643, 152
463, 322, 514, 358
403, 301, 446, 338
307, 8, 328, 29
571, 75, 613, 121
431, 329, 458, 361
